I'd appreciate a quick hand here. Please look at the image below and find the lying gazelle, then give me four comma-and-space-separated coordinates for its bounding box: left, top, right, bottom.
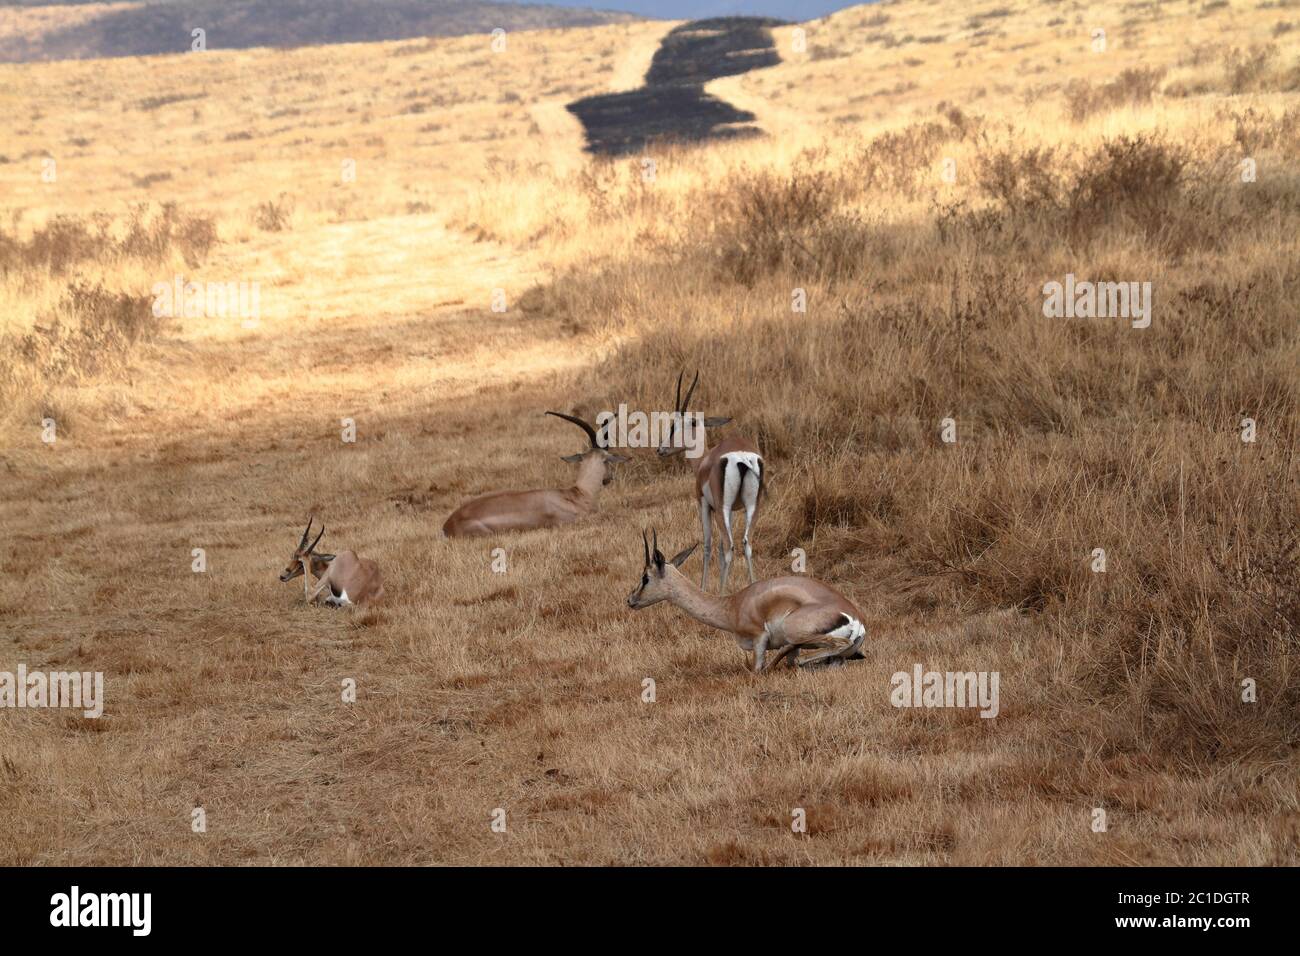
626, 529, 867, 672
656, 370, 764, 592
278, 517, 384, 607
442, 411, 630, 538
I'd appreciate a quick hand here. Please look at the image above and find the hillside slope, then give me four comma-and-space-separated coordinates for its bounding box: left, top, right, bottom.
0, 0, 639, 63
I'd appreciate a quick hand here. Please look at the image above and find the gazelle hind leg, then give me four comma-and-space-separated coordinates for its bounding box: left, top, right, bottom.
719, 504, 736, 593
767, 609, 867, 668
798, 616, 866, 667
698, 497, 713, 591
718, 457, 744, 592
741, 468, 760, 585
796, 636, 857, 668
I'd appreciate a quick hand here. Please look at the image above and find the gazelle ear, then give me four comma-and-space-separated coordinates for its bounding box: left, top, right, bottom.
315, 553, 336, 562
702, 416, 732, 428
606, 452, 631, 463
669, 543, 698, 568
560, 453, 585, 463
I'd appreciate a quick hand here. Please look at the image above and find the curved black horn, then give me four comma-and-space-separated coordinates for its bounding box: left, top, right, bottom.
298, 516, 314, 549
652, 528, 660, 563
307, 523, 325, 553
673, 369, 684, 412
642, 528, 650, 567
546, 410, 599, 449
681, 370, 700, 414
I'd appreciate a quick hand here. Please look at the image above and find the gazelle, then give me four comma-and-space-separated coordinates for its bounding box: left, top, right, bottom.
626, 530, 867, 672
442, 411, 630, 538
656, 370, 764, 592
278, 517, 384, 607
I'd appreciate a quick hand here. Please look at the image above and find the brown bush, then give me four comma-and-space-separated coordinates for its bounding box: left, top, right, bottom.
708, 165, 845, 285
1062, 67, 1164, 122
0, 282, 161, 398
1064, 134, 1187, 237
0, 203, 217, 276
254, 194, 294, 232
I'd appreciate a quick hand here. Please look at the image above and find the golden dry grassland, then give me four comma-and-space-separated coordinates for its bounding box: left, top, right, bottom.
0, 0, 1297, 864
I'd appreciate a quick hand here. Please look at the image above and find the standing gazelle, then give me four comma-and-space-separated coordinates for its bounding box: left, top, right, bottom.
626, 529, 867, 671
656, 370, 764, 592
278, 517, 384, 607
442, 412, 630, 538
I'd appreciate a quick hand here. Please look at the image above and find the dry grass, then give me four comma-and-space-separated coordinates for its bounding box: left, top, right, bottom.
0, 0, 1297, 865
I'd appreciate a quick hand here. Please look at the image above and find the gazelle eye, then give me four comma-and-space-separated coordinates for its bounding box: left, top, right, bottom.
641, 574, 648, 586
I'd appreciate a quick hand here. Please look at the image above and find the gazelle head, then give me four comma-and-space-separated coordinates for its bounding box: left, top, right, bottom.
656, 369, 731, 458
279, 517, 335, 582
546, 410, 630, 485
626, 528, 699, 608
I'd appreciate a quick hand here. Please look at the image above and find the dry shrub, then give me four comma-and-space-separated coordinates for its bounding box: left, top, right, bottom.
119, 201, 216, 264
849, 118, 967, 196
707, 165, 859, 286
965, 134, 1251, 256
0, 203, 214, 409
1222, 104, 1299, 152
705, 118, 977, 286
974, 144, 1061, 214
0, 203, 216, 276
254, 194, 294, 232
1223, 43, 1283, 92
575, 158, 662, 224
1063, 67, 1165, 122
0, 282, 160, 400
1168, 42, 1300, 95
1065, 135, 1187, 237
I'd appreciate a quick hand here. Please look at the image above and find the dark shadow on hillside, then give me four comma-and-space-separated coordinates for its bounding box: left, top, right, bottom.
566, 17, 786, 158
565, 88, 760, 158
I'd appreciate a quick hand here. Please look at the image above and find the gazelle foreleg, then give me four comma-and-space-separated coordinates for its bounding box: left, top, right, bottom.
698, 496, 713, 591
755, 616, 795, 672
751, 630, 769, 673
765, 644, 800, 669
302, 558, 333, 605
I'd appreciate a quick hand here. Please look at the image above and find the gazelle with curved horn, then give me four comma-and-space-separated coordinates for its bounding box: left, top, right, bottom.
656, 370, 764, 592
626, 529, 867, 672
278, 517, 384, 607
442, 411, 630, 538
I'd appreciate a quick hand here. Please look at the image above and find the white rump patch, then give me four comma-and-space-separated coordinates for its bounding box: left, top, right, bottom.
720, 452, 762, 511
826, 615, 866, 650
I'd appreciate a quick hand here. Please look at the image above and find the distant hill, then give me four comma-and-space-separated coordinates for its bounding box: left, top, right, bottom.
0, 0, 640, 63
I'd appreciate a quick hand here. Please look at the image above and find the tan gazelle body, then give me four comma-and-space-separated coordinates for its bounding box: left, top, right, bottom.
442, 411, 630, 538
657, 371, 764, 592
626, 530, 868, 672
279, 517, 384, 607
